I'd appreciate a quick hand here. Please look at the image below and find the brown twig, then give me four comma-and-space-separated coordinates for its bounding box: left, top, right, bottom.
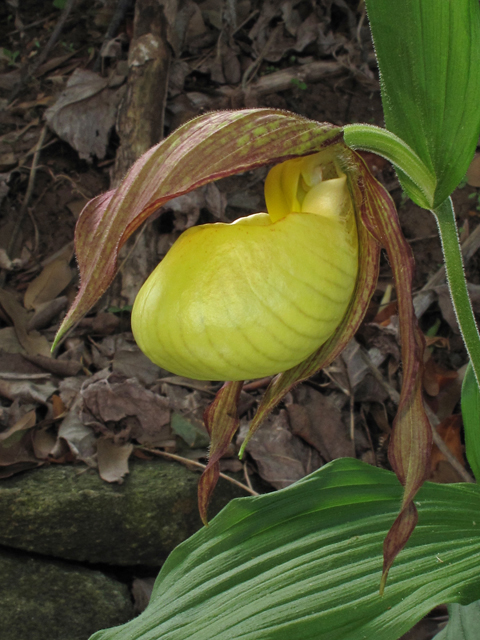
138, 447, 259, 496
8, 126, 47, 258
241, 24, 283, 89
93, 0, 134, 72
8, 0, 78, 104
31, 0, 77, 74
0, 125, 48, 288
243, 462, 256, 493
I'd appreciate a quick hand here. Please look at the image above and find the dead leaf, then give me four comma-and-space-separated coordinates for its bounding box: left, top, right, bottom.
0, 289, 51, 357
0, 378, 57, 404
424, 335, 450, 349
81, 374, 171, 446
467, 153, 480, 187
22, 353, 82, 377
287, 386, 354, 461
24, 257, 73, 311
238, 410, 322, 489
77, 312, 121, 336
339, 339, 390, 403
58, 407, 97, 465
51, 394, 66, 418
0, 428, 41, 475
0, 171, 11, 208
0, 351, 47, 376
32, 427, 58, 459
27, 296, 69, 332
171, 412, 210, 448
45, 68, 125, 161
132, 577, 156, 614
423, 357, 458, 398
0, 409, 36, 442
430, 414, 465, 475
97, 437, 133, 483
58, 376, 84, 409
0, 327, 24, 354
160, 381, 207, 424
112, 342, 162, 386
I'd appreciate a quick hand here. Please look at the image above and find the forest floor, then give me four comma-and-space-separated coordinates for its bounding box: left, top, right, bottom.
2, 1, 480, 638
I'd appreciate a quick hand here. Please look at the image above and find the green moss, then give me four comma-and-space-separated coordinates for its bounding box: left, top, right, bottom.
0, 548, 133, 640
0, 459, 244, 565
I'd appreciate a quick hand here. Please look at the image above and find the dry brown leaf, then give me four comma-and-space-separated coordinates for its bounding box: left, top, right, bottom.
27, 296, 69, 332
51, 394, 67, 418
32, 428, 58, 460
340, 339, 390, 403
77, 312, 121, 336
0, 351, 46, 376
430, 414, 465, 474
239, 410, 322, 489
45, 68, 124, 161
0, 327, 24, 354
97, 437, 133, 483
58, 408, 97, 465
423, 356, 458, 398
132, 577, 156, 614
24, 258, 73, 311
82, 374, 171, 446
288, 386, 354, 461
0, 428, 41, 475
112, 346, 161, 386
22, 353, 82, 377
467, 153, 480, 187
0, 378, 57, 404
0, 289, 51, 357
0, 409, 36, 442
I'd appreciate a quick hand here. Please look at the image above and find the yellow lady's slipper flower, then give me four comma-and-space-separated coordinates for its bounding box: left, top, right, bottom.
131, 150, 358, 381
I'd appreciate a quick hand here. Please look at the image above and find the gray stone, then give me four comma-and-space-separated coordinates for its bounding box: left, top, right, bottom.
0, 547, 133, 640
0, 459, 244, 565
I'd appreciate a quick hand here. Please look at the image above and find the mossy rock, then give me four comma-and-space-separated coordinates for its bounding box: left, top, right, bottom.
0, 547, 133, 640
0, 459, 244, 565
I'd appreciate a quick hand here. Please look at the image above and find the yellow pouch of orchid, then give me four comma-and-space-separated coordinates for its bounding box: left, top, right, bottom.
132, 150, 358, 381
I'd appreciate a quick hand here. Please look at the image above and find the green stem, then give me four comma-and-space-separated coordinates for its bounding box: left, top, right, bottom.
343, 123, 436, 209
434, 198, 480, 388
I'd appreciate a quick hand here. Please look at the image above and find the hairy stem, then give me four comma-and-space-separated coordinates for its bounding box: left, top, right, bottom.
434, 198, 480, 388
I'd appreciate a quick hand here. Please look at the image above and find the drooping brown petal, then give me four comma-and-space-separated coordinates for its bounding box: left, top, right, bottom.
198, 380, 243, 525
356, 154, 432, 592
239, 149, 382, 455
54, 110, 342, 348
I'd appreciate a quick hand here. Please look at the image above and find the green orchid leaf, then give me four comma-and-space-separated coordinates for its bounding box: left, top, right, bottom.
90, 458, 480, 640
53, 110, 342, 348
365, 0, 480, 206
462, 361, 480, 482
433, 601, 480, 640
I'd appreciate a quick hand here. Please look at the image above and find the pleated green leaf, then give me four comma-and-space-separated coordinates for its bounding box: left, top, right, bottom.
365, 0, 480, 206
433, 601, 480, 640
461, 361, 480, 481
90, 459, 480, 640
